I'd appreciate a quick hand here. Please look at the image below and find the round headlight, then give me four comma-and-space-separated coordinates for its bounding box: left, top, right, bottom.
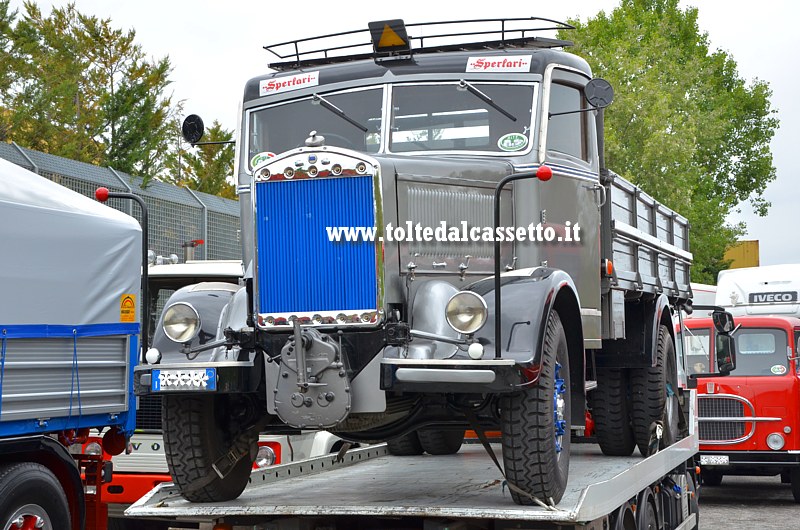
162, 302, 201, 343
445, 291, 488, 335
767, 433, 785, 450
254, 444, 277, 469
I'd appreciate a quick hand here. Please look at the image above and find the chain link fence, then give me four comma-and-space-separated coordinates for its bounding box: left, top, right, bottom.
1, 142, 241, 261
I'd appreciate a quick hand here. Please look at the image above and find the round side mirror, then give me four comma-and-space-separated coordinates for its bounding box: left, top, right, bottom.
585, 78, 614, 109
182, 114, 205, 144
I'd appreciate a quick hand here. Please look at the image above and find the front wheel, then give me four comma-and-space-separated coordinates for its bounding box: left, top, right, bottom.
162, 394, 258, 502
0, 462, 71, 530
501, 309, 570, 505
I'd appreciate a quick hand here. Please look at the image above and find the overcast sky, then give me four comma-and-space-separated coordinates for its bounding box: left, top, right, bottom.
13, 0, 800, 271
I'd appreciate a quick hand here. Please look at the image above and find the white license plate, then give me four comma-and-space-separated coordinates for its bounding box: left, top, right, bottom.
151, 368, 217, 392
700, 454, 729, 466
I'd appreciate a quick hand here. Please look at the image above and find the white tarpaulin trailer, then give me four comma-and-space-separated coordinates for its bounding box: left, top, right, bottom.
0, 158, 141, 433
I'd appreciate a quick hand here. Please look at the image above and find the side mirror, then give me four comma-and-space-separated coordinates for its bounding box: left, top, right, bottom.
584, 78, 614, 109
182, 114, 205, 144
716, 334, 736, 374
712, 310, 735, 334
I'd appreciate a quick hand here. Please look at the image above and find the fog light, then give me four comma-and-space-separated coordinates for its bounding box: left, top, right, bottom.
254, 445, 276, 469
767, 433, 785, 450
445, 291, 488, 335
162, 302, 201, 343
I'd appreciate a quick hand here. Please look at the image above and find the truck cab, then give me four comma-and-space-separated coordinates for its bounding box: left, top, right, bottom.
682, 264, 800, 499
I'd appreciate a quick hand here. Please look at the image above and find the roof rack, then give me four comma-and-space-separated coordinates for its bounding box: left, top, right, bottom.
263, 17, 574, 71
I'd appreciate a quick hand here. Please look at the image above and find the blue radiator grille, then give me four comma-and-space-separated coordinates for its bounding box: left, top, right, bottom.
255, 176, 377, 313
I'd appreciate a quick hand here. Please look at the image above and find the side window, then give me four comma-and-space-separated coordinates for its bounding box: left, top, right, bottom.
547, 83, 588, 162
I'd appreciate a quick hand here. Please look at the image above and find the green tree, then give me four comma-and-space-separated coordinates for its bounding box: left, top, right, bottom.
559, 0, 778, 283
164, 120, 236, 200
0, 1, 177, 184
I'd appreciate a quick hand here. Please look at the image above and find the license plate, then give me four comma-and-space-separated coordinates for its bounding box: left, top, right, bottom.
151, 368, 217, 392
700, 454, 729, 466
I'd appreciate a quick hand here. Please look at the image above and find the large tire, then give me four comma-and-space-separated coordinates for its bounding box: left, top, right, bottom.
631, 325, 679, 456
590, 368, 636, 456
501, 310, 570, 505
0, 462, 71, 530
418, 428, 465, 455
386, 431, 424, 455
162, 394, 258, 502
701, 469, 723, 486
789, 469, 800, 502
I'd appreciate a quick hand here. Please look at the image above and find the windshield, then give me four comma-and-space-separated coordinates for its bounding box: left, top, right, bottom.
389, 83, 535, 153
248, 87, 383, 168
246, 82, 537, 169
732, 328, 788, 376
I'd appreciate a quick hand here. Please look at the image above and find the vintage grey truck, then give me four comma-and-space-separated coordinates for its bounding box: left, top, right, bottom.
133, 18, 700, 507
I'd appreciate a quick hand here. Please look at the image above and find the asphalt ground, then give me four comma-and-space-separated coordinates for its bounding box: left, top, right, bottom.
699, 474, 798, 529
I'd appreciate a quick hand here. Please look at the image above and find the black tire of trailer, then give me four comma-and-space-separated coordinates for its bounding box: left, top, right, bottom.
590, 367, 636, 456
0, 462, 71, 530
636, 487, 658, 530
418, 428, 465, 455
610, 500, 636, 530
701, 470, 723, 486
686, 470, 699, 524
386, 431, 424, 455
162, 394, 258, 502
630, 325, 680, 456
500, 309, 570, 505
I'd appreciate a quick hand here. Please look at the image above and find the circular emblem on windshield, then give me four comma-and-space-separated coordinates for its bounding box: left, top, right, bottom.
771, 365, 787, 375
497, 132, 528, 152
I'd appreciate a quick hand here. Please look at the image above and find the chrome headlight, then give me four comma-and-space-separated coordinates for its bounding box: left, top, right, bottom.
254, 444, 277, 469
767, 433, 785, 450
445, 291, 488, 335
162, 302, 201, 343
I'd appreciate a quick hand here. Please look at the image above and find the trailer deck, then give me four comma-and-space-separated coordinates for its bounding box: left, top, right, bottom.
127, 436, 697, 526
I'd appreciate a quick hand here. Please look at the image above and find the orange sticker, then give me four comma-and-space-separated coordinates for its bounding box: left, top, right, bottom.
120, 294, 136, 323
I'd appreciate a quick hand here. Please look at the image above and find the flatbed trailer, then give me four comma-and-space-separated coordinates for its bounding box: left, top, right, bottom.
127, 429, 700, 529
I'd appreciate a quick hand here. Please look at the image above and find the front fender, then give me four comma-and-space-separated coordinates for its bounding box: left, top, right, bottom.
134, 282, 261, 395
150, 282, 245, 365
469, 267, 582, 372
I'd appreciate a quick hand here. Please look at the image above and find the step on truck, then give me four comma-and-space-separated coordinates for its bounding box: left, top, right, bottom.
130, 17, 734, 522
0, 158, 142, 529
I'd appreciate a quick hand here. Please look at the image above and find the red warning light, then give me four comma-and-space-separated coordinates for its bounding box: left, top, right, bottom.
536, 166, 553, 182
95, 187, 110, 202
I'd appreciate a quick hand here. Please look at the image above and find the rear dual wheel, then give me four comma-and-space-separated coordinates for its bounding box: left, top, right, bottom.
387, 429, 465, 456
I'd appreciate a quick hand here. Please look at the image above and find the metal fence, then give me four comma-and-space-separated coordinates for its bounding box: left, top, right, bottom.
0, 142, 241, 261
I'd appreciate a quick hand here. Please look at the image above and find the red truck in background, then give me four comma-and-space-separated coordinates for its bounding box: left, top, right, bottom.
682, 265, 800, 500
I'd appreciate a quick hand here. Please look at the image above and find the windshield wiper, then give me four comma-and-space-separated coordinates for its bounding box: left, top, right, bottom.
458, 80, 517, 122
312, 94, 368, 132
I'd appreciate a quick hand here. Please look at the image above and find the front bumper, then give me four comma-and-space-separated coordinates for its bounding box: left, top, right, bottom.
699, 450, 800, 475
133, 362, 261, 395
380, 358, 528, 393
